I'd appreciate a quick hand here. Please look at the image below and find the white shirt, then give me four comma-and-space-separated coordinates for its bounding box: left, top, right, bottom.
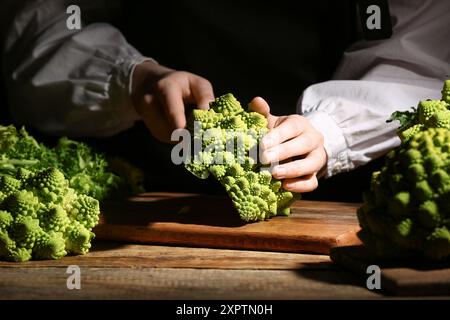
299, 0, 449, 177
2, 0, 449, 177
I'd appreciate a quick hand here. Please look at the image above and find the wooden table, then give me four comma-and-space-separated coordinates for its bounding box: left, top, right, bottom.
0, 195, 447, 299
0, 241, 383, 299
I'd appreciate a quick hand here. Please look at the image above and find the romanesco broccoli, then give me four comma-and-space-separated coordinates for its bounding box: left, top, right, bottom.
0, 125, 144, 200
388, 81, 450, 142
358, 128, 450, 261
359, 80, 450, 261
185, 93, 298, 222
0, 167, 99, 262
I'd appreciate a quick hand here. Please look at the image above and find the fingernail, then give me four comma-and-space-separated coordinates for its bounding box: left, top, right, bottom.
284, 182, 294, 190
274, 166, 286, 178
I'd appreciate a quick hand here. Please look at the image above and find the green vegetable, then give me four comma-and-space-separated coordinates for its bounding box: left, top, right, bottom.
442, 79, 450, 104
388, 80, 450, 142
0, 125, 131, 200
0, 167, 99, 262
358, 81, 450, 261
358, 128, 450, 260
185, 93, 298, 222
106, 156, 146, 195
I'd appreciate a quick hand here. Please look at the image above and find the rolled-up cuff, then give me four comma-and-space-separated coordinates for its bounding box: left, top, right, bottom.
303, 110, 352, 178
127, 56, 158, 96
109, 50, 158, 133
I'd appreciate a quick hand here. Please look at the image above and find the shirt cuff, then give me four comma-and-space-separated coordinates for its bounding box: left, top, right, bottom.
109, 54, 158, 133
127, 56, 158, 96
303, 110, 352, 178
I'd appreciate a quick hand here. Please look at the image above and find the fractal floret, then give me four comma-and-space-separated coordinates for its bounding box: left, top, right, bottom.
389, 80, 450, 142
357, 128, 450, 261
185, 93, 298, 222
0, 167, 100, 262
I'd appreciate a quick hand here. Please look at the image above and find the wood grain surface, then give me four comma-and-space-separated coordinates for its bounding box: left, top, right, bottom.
0, 242, 380, 300
331, 244, 450, 296
0, 267, 381, 300
93, 193, 362, 254
0, 242, 331, 270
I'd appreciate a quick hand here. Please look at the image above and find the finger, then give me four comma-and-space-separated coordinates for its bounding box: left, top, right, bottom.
139, 94, 173, 143
261, 115, 306, 150
157, 83, 187, 129
249, 97, 270, 117
272, 149, 325, 179
248, 96, 278, 129
190, 77, 214, 109
134, 93, 155, 118
261, 132, 319, 164
282, 174, 319, 193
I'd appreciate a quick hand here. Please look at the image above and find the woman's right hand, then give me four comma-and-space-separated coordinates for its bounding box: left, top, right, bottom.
131, 61, 214, 143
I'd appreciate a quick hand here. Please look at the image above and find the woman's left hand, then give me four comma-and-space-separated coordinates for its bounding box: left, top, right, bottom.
249, 97, 327, 193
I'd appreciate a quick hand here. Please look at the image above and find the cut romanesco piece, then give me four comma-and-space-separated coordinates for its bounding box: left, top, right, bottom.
0, 167, 100, 262
185, 93, 298, 222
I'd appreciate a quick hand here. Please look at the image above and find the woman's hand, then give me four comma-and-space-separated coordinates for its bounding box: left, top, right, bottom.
131, 61, 214, 142
249, 97, 327, 193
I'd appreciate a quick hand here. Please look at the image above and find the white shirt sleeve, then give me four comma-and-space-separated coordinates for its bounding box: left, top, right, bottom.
2, 0, 153, 137
298, 0, 450, 178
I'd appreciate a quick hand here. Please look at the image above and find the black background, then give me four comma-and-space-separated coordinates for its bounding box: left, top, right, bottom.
0, 0, 387, 202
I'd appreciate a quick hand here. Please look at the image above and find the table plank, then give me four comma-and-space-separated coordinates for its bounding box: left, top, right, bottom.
331, 245, 450, 296
0, 267, 381, 300
0, 242, 331, 270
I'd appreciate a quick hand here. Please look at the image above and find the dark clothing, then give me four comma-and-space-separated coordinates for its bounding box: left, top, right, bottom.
1, 0, 382, 202
121, 0, 357, 115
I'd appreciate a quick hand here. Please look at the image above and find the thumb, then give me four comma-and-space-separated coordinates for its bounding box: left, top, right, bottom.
249, 97, 271, 117
249, 96, 277, 129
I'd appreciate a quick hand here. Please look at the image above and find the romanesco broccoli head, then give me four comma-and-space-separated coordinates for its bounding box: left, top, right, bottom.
185, 94, 298, 222
389, 81, 450, 142
358, 128, 450, 261
0, 167, 100, 262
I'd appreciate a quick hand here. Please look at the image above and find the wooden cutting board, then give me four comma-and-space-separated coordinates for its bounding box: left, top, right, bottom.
331, 243, 450, 296
94, 192, 361, 254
